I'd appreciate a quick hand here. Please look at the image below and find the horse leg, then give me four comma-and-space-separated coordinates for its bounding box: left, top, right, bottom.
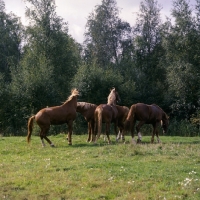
151, 123, 157, 143
44, 135, 55, 147
106, 122, 111, 144
91, 120, 95, 142
116, 129, 121, 141
131, 121, 136, 144
136, 121, 145, 143
87, 122, 91, 142
41, 127, 55, 147
95, 124, 102, 143
156, 130, 161, 143
67, 120, 73, 145
40, 134, 46, 147
155, 122, 161, 143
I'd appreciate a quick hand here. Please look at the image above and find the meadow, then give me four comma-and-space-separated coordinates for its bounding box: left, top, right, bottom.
0, 134, 200, 200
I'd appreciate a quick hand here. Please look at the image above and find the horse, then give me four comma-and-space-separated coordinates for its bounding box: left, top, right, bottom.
94, 87, 121, 144
27, 89, 79, 146
115, 105, 129, 141
76, 102, 97, 142
124, 103, 169, 144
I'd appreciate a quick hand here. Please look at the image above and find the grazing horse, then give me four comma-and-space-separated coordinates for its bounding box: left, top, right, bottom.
115, 105, 129, 141
76, 102, 97, 142
124, 103, 169, 143
94, 88, 121, 144
27, 89, 79, 146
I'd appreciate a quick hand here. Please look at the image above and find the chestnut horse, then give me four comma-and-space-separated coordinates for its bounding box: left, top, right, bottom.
124, 103, 169, 144
116, 105, 129, 142
76, 102, 97, 142
94, 88, 121, 144
27, 89, 79, 146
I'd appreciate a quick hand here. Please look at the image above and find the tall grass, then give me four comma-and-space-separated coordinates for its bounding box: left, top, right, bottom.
0, 135, 200, 199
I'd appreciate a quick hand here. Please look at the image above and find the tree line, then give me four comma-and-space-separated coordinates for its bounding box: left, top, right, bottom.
0, 0, 200, 136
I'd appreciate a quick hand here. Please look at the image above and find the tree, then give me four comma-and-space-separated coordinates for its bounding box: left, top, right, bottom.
72, 61, 124, 105
132, 0, 167, 105
8, 0, 81, 134
84, 0, 131, 68
24, 0, 81, 99
0, 0, 23, 82
163, 0, 199, 119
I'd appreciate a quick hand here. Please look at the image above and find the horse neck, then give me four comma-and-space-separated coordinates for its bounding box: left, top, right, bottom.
63, 96, 77, 108
107, 98, 116, 106
107, 91, 117, 105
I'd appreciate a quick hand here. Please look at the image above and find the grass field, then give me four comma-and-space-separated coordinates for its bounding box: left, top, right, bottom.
0, 134, 200, 200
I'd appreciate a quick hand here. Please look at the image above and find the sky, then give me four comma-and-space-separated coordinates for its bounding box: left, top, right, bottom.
4, 0, 196, 44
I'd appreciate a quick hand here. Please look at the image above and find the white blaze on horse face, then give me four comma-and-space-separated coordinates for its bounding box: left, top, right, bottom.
138, 132, 142, 140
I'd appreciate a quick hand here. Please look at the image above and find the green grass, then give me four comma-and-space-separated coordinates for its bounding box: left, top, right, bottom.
0, 134, 200, 200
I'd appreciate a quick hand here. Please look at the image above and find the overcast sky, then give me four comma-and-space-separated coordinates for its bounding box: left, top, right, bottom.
4, 0, 196, 43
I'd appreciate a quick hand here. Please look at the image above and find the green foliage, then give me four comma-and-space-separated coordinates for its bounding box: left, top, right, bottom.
131, 0, 168, 105
84, 0, 131, 67
1, 0, 200, 134
0, 0, 23, 82
1, 0, 81, 135
162, 0, 200, 118
168, 118, 200, 137
72, 63, 124, 104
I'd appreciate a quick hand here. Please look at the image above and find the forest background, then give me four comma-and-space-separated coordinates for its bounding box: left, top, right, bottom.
1, 0, 200, 136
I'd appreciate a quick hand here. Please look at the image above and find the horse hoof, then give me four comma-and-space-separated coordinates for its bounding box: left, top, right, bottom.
50, 144, 55, 147
68, 143, 72, 145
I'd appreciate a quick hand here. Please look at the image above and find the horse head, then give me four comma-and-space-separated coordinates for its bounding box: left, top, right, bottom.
161, 115, 169, 134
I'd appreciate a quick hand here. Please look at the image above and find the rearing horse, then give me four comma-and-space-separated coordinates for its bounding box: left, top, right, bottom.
124, 103, 169, 143
27, 89, 79, 146
94, 88, 121, 144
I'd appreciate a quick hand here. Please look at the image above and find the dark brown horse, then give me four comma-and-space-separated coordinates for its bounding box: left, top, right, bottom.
124, 103, 169, 143
76, 102, 97, 142
115, 105, 129, 141
94, 88, 121, 144
27, 89, 79, 146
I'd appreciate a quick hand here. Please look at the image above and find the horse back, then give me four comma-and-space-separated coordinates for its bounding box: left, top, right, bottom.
35, 105, 77, 125
127, 103, 160, 123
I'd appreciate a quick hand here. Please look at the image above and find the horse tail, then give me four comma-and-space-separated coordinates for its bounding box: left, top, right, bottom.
27, 116, 35, 143
125, 105, 135, 131
97, 108, 103, 135
95, 108, 102, 139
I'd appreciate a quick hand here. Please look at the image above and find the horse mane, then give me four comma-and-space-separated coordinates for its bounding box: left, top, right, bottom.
63, 88, 79, 104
